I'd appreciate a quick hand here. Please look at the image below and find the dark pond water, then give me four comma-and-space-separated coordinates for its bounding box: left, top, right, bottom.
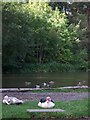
2, 72, 88, 88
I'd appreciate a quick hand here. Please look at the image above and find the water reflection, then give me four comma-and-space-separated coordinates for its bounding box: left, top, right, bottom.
2, 72, 88, 88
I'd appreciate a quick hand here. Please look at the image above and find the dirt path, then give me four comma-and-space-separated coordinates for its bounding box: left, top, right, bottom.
1, 91, 88, 102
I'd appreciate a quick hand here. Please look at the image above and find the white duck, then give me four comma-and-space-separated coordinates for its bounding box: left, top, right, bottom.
3, 95, 24, 105
38, 96, 55, 108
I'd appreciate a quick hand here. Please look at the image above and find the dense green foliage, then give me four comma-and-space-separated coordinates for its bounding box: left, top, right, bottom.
2, 99, 88, 119
2, 2, 88, 73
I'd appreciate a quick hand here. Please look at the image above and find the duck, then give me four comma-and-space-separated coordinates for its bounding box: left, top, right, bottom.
49, 81, 55, 88
35, 84, 41, 89
25, 81, 31, 86
49, 81, 54, 84
38, 96, 55, 108
43, 82, 47, 87
77, 82, 82, 86
3, 95, 24, 105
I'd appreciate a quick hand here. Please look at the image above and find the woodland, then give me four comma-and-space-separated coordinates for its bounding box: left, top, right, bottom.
2, 2, 90, 73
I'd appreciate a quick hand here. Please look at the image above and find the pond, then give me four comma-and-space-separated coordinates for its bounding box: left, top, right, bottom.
2, 72, 88, 88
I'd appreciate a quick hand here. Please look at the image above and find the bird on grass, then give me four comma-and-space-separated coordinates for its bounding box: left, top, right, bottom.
3, 95, 24, 105
38, 96, 55, 108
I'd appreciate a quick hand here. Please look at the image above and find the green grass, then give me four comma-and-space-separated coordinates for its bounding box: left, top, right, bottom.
1, 99, 89, 119
26, 88, 89, 93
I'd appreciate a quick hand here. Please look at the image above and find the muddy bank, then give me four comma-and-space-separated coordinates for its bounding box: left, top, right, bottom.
1, 91, 88, 102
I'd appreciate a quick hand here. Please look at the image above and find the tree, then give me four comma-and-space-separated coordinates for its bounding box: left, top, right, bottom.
2, 2, 88, 73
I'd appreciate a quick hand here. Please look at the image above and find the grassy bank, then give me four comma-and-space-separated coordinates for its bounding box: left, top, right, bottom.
2, 88, 89, 93
26, 88, 89, 93
2, 99, 89, 119
5, 62, 87, 74
21, 63, 87, 73
11, 87, 88, 93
